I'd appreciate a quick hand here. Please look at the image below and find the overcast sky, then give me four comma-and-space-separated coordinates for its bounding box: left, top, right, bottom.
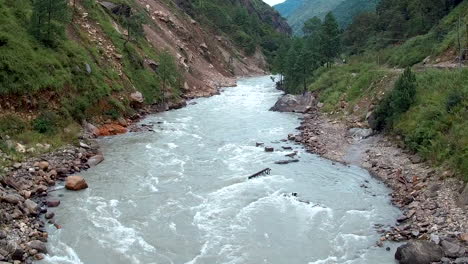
263, 0, 286, 6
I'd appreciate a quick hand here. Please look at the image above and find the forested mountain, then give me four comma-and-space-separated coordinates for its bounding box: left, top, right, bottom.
274, 0, 378, 35
272, 0, 468, 177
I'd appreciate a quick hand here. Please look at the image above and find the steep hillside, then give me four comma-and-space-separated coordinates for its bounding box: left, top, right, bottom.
0, 0, 288, 169
274, 0, 377, 35
274, 0, 468, 177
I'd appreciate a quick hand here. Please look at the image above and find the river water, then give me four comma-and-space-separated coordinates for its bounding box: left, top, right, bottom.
41, 76, 400, 264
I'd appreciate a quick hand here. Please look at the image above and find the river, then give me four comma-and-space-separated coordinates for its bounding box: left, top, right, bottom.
41, 76, 400, 264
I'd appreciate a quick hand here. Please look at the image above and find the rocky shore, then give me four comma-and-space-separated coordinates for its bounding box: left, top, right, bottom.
0, 139, 101, 263
0, 75, 247, 263
292, 109, 468, 263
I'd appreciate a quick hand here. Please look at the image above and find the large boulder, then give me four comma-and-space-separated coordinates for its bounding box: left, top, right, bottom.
87, 154, 104, 167
270, 92, 315, 113
130, 91, 144, 104
440, 240, 465, 258
65, 176, 88, 191
395, 241, 443, 264
83, 121, 99, 137
26, 240, 47, 254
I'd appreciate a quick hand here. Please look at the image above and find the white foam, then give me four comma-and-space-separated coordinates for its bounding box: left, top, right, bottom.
308, 256, 338, 264
167, 143, 178, 149
43, 241, 84, 264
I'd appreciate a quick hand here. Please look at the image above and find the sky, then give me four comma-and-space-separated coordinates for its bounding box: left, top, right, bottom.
263, 0, 286, 6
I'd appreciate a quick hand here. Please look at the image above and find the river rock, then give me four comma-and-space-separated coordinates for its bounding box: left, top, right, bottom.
26, 240, 47, 254
83, 121, 99, 137
15, 143, 26, 153
65, 176, 88, 191
265, 147, 274, 152
45, 212, 55, 219
87, 155, 104, 167
440, 240, 464, 258
7, 241, 24, 260
348, 128, 373, 139
46, 200, 60, 207
455, 257, 468, 263
395, 241, 443, 264
270, 92, 315, 113
23, 199, 39, 215
38, 161, 49, 171
1, 193, 25, 205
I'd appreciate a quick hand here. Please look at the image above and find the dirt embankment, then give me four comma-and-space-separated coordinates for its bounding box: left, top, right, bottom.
291, 109, 468, 262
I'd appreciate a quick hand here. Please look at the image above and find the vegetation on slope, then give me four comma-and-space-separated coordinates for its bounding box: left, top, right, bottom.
0, 0, 183, 163
273, 0, 468, 178
177, 0, 290, 59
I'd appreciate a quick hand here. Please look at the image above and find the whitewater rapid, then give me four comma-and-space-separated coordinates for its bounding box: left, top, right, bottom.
40, 76, 400, 264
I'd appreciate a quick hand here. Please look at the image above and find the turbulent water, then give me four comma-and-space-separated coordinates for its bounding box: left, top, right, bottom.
41, 76, 400, 264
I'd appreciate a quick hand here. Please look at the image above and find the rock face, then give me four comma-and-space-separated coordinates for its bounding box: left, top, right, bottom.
395, 241, 443, 264
270, 93, 315, 113
65, 176, 88, 191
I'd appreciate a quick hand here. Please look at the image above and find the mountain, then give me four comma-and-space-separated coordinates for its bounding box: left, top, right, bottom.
0, 0, 290, 179
274, 0, 378, 35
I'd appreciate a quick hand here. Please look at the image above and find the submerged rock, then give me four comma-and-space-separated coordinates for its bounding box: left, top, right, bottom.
395, 241, 443, 264
87, 154, 104, 167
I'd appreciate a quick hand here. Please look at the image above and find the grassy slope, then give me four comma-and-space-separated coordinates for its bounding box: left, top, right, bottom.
0, 0, 182, 166
306, 3, 468, 179
382, 0, 468, 67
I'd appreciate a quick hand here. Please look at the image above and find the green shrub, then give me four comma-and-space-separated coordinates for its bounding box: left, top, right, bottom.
33, 111, 60, 134
373, 68, 417, 130
0, 115, 27, 134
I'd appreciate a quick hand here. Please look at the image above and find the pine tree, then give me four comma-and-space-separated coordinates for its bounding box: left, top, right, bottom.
30, 0, 69, 47
320, 12, 341, 67
302, 16, 322, 37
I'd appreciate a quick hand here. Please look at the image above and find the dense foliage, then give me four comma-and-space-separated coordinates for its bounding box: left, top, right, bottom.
372, 68, 417, 131
343, 0, 465, 55
273, 13, 341, 94
275, 0, 467, 178
190, 0, 289, 58
30, 0, 70, 46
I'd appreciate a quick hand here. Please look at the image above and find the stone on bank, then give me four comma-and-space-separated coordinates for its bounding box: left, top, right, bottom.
395, 240, 443, 264
65, 176, 88, 191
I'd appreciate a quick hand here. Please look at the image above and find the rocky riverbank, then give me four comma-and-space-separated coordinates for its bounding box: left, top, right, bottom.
0, 140, 101, 263
291, 109, 468, 263
0, 74, 249, 263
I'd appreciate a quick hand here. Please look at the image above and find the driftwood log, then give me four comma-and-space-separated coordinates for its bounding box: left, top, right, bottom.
248, 168, 271, 180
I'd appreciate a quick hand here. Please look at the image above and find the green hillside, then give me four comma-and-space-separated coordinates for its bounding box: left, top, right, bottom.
273, 0, 378, 35
272, 0, 468, 178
